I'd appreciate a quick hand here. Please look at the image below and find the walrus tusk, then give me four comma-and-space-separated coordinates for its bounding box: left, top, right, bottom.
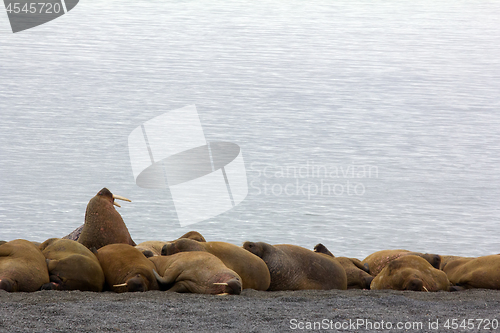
216, 293, 229, 296
113, 283, 128, 287
113, 202, 121, 207
113, 194, 131, 202
213, 282, 229, 286
423, 286, 429, 292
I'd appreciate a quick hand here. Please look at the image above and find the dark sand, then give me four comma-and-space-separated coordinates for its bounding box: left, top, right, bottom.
1, 289, 499, 332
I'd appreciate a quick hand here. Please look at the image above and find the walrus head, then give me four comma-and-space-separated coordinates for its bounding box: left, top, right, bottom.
242, 241, 265, 258
213, 277, 242, 295
403, 278, 424, 291
422, 253, 442, 270
96, 188, 131, 208
113, 274, 148, 292
0, 278, 17, 292
161, 243, 177, 256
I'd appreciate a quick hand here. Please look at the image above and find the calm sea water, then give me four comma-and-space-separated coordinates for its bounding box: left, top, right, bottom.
1, 1, 499, 259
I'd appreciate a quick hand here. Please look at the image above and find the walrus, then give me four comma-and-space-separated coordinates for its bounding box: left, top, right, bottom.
62, 224, 84, 241
150, 252, 242, 295
0, 239, 50, 292
439, 255, 472, 270
135, 241, 169, 258
162, 238, 270, 291
242, 241, 347, 291
314, 243, 373, 289
135, 231, 207, 258
96, 244, 159, 292
370, 255, 451, 292
39, 238, 105, 292
176, 231, 206, 242
362, 249, 441, 276
442, 255, 500, 290
78, 188, 135, 250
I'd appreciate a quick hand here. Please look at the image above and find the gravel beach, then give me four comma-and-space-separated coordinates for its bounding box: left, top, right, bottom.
1, 289, 499, 333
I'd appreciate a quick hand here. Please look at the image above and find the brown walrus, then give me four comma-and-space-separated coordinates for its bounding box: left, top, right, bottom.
62, 225, 84, 241
39, 238, 105, 292
362, 249, 441, 276
95, 244, 159, 292
314, 243, 373, 289
78, 188, 135, 250
441, 255, 500, 290
439, 255, 472, 270
150, 252, 242, 295
0, 239, 50, 292
135, 241, 168, 258
162, 238, 270, 291
135, 231, 207, 258
242, 241, 347, 291
370, 255, 451, 291
177, 231, 206, 242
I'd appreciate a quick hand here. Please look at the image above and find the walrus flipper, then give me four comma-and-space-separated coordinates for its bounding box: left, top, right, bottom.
313, 243, 335, 257
153, 269, 177, 290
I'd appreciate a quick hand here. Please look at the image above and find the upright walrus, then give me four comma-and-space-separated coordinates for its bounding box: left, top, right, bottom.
162, 238, 271, 291
39, 238, 105, 292
0, 239, 50, 292
243, 241, 347, 291
78, 188, 135, 250
96, 244, 159, 292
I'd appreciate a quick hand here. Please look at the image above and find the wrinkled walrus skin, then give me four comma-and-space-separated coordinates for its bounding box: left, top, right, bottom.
243, 241, 347, 291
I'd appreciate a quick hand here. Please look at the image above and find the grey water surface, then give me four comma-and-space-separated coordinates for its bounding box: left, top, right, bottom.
1, 1, 499, 259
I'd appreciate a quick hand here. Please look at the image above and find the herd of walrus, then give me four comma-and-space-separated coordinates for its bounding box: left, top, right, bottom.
1, 188, 499, 294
